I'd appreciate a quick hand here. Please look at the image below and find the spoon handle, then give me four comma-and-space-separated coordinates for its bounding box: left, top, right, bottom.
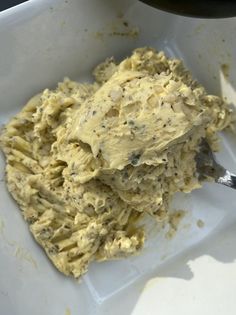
140, 0, 236, 18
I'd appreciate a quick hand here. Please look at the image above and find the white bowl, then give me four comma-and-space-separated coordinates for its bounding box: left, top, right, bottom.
1, 1, 236, 314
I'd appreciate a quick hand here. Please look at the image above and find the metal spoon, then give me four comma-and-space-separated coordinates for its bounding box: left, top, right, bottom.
195, 139, 236, 189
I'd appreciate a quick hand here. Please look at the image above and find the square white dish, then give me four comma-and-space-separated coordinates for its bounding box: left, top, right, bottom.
1, 1, 236, 314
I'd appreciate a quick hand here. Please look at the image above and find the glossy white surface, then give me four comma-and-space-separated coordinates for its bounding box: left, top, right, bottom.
0, 1, 236, 314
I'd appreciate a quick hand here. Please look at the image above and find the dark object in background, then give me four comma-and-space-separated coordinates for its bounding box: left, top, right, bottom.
1, 0, 236, 18
140, 0, 236, 18
0, 0, 27, 11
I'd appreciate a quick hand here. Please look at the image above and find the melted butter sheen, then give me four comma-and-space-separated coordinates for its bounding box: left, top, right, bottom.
0, 48, 232, 278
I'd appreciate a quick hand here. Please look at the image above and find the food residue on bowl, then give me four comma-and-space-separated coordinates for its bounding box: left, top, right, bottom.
221, 63, 230, 80
197, 219, 205, 228
165, 210, 186, 239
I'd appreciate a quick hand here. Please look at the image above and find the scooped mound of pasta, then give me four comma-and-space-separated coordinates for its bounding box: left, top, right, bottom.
0, 48, 232, 278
